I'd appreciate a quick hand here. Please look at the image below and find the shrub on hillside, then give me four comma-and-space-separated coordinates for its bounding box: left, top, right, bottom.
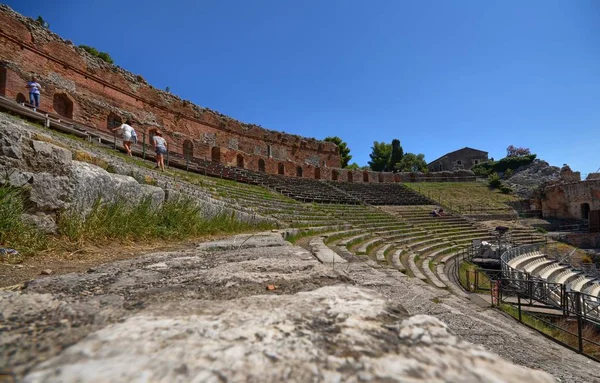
494, 154, 537, 173
487, 173, 502, 189
472, 154, 537, 177
499, 184, 513, 194
471, 162, 492, 177
79, 45, 114, 64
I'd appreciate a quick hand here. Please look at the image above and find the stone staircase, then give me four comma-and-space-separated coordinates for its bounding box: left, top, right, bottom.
305, 204, 548, 293
0, 99, 551, 299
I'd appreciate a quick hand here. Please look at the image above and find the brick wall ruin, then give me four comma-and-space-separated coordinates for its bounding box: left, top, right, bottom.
0, 5, 474, 183
0, 6, 345, 177
542, 179, 600, 220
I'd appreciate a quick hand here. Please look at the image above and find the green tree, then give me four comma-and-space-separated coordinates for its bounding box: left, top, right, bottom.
36, 16, 49, 29
368, 141, 392, 171
346, 162, 360, 170
394, 153, 427, 172
389, 139, 404, 170
324, 136, 352, 168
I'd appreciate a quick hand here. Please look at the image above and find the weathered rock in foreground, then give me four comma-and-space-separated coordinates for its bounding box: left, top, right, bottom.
23, 285, 552, 383
0, 115, 165, 232
0, 232, 554, 383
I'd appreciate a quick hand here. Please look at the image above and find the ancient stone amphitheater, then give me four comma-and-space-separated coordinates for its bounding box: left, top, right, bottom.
1, 5, 599, 380
2, 102, 599, 382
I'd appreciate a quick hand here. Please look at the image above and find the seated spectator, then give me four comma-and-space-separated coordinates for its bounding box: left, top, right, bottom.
438, 208, 445, 216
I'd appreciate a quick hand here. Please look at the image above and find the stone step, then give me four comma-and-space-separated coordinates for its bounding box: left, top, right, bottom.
422, 259, 447, 289
407, 252, 427, 280
357, 238, 383, 254
375, 244, 392, 262
388, 248, 406, 272
338, 233, 374, 247
308, 237, 347, 264
416, 241, 453, 256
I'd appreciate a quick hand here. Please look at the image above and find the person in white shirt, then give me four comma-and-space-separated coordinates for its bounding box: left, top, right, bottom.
111, 119, 136, 156
152, 131, 168, 171
25, 76, 42, 111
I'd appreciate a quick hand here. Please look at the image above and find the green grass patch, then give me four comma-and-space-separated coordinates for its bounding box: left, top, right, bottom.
285, 229, 326, 244
498, 304, 554, 336
499, 304, 600, 358
404, 182, 521, 214
58, 195, 274, 246
458, 261, 492, 292
324, 231, 356, 244
0, 185, 48, 258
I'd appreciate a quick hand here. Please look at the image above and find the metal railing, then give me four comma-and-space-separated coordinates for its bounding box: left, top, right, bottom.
452, 241, 600, 360
492, 278, 600, 360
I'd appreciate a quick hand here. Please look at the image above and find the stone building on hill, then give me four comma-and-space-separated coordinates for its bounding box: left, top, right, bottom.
427, 147, 488, 172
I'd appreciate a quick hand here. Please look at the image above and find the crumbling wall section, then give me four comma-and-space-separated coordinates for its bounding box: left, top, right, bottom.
542, 180, 600, 219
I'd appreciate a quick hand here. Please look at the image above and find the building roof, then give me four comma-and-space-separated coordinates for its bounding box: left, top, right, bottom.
427, 147, 488, 166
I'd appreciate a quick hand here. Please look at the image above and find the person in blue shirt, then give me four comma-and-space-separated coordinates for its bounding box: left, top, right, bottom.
26, 76, 42, 111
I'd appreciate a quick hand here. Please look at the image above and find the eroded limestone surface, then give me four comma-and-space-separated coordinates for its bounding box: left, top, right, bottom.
0, 232, 582, 382
24, 288, 552, 383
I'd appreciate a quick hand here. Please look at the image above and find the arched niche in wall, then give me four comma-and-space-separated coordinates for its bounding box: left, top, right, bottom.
314, 167, 321, 179
332, 170, 339, 181
363, 171, 369, 182
378, 173, 384, 183
16, 93, 26, 104
581, 203, 591, 220
53, 93, 74, 119
393, 174, 401, 183
211, 146, 221, 163
278, 163, 285, 175
183, 140, 193, 161
296, 166, 303, 177
258, 158, 266, 172
347, 171, 353, 183
237, 154, 245, 168
107, 112, 122, 131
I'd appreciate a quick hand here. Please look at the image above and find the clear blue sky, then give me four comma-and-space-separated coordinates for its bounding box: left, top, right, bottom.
7, 1, 600, 174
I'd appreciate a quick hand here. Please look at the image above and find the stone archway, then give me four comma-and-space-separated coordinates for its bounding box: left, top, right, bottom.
363, 172, 369, 182
258, 159, 266, 172
16, 93, 26, 104
183, 140, 193, 161
278, 163, 285, 175
314, 167, 321, 179
332, 170, 339, 181
378, 173, 384, 183
348, 171, 353, 183
211, 147, 221, 163
53, 93, 74, 119
296, 166, 303, 177
237, 154, 245, 168
581, 203, 591, 220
